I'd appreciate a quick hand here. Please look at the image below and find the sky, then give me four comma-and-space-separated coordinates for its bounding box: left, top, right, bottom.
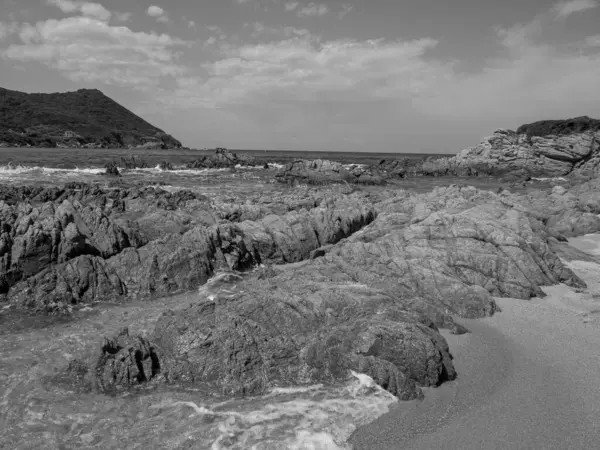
0, 0, 599, 153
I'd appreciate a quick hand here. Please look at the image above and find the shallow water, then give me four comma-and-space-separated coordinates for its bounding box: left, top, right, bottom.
0, 275, 398, 450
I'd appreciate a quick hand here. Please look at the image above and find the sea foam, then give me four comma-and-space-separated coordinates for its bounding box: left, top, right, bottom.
153, 371, 397, 449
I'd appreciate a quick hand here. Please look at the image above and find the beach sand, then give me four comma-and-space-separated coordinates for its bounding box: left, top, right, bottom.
349, 235, 600, 450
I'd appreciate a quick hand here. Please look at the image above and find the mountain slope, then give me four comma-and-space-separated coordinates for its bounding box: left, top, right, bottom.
0, 87, 182, 149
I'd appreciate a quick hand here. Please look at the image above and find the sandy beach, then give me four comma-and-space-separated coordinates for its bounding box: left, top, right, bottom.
350, 235, 600, 450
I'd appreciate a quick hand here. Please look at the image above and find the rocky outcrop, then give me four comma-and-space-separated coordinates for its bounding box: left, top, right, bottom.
106, 194, 375, 299
59, 182, 590, 401
276, 159, 387, 185
2, 186, 376, 311
0, 197, 144, 299
85, 277, 456, 400
186, 148, 262, 169
413, 117, 600, 178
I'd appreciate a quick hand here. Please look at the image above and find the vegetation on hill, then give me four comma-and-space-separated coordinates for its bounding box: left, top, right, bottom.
0, 87, 182, 149
517, 116, 600, 137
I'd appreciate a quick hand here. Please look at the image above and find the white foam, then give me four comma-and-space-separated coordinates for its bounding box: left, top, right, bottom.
531, 177, 567, 182
267, 384, 324, 396
0, 165, 105, 175
156, 372, 397, 449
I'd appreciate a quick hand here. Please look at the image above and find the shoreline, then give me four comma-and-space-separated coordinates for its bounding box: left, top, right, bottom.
350, 235, 600, 449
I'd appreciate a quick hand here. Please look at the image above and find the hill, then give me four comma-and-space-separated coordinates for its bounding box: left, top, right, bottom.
516, 116, 600, 137
0, 87, 182, 149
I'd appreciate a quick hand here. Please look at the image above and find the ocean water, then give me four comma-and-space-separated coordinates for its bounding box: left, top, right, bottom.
0, 147, 565, 449
0, 276, 400, 450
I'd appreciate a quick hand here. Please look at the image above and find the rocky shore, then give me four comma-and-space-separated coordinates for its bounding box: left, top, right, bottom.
2, 169, 600, 401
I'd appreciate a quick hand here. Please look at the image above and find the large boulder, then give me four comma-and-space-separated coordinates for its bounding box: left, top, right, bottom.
68, 274, 457, 401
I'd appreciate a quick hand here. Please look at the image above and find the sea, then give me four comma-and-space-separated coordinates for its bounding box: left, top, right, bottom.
0, 148, 561, 450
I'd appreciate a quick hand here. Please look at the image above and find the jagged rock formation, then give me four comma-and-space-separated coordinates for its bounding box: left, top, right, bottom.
411, 117, 600, 178
186, 148, 262, 169
44, 180, 596, 401
275, 159, 387, 185
0, 87, 182, 149
0, 183, 375, 312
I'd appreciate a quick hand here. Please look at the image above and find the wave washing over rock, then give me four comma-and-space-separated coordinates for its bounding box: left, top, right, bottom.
2, 144, 600, 447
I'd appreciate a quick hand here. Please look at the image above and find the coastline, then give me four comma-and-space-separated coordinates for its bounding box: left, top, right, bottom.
349, 236, 600, 449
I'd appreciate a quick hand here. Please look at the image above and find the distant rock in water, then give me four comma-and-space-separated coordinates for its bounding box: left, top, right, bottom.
0, 87, 182, 149
186, 147, 261, 169
275, 159, 387, 185
104, 162, 121, 177
410, 116, 600, 179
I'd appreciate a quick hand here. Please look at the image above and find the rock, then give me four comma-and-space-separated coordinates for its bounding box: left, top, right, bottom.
0, 197, 143, 305
408, 117, 600, 179
107, 194, 376, 299
186, 148, 258, 169
9, 255, 126, 313
62, 182, 589, 400
104, 162, 120, 177
158, 161, 173, 170
275, 159, 386, 185
71, 276, 456, 400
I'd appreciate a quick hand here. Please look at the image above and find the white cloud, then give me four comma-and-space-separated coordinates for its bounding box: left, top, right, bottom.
147, 5, 168, 22
188, 20, 196, 28
203, 36, 217, 47
168, 35, 443, 110
413, 5, 600, 121
2, 17, 187, 89
284, 1, 299, 11
47, 0, 111, 21
297, 3, 328, 17
147, 5, 164, 17
551, 0, 598, 17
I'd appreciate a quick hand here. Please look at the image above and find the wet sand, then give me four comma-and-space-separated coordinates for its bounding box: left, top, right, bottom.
350, 235, 600, 450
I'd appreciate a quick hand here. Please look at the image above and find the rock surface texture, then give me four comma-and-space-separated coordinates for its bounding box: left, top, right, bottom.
276, 159, 387, 185
412, 117, 600, 178
28, 177, 593, 401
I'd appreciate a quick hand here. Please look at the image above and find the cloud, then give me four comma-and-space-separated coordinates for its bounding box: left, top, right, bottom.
147, 5, 168, 22
146, 5, 164, 17
297, 3, 328, 17
2, 16, 187, 89
166, 34, 444, 111
337, 4, 353, 19
413, 4, 600, 121
188, 20, 196, 28
584, 35, 600, 47
284, 1, 299, 11
47, 0, 111, 21
551, 0, 598, 18
0, 22, 18, 40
